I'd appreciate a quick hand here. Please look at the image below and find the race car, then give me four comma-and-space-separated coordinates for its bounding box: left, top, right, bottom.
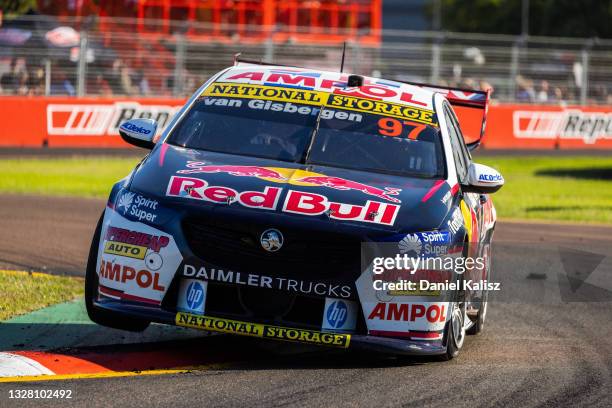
85, 60, 504, 360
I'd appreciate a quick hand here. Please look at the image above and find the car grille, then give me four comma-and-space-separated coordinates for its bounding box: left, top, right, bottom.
182, 215, 362, 282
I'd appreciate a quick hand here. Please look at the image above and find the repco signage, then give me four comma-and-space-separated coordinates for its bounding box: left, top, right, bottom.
513, 109, 612, 144
46, 101, 182, 136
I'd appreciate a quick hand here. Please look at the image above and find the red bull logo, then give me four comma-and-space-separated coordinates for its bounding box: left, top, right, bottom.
296, 176, 401, 203
177, 162, 402, 203
177, 162, 287, 180
166, 176, 400, 226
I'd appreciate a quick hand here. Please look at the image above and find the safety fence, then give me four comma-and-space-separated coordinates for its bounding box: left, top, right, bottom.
0, 97, 610, 149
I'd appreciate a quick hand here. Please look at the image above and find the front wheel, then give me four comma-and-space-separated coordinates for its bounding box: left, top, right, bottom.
467, 242, 491, 335
440, 301, 466, 361
84, 212, 150, 332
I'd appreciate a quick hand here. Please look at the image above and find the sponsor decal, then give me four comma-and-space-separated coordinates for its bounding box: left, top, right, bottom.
103, 225, 168, 270
103, 241, 147, 260
282, 191, 399, 226
398, 231, 451, 257
221, 70, 432, 108
183, 264, 353, 299
356, 264, 449, 332
245, 100, 363, 122
167, 176, 400, 226
460, 200, 476, 243
116, 191, 162, 223
202, 82, 436, 126
447, 208, 463, 235
513, 109, 612, 144
177, 279, 207, 314
202, 83, 327, 107
178, 162, 402, 203
478, 173, 503, 183
98, 259, 166, 292
202, 97, 364, 123
97, 211, 183, 304
295, 176, 401, 203
176, 313, 351, 348
104, 226, 169, 253
367, 302, 447, 323
322, 298, 357, 331
398, 234, 421, 256
178, 163, 287, 180
120, 122, 151, 135
328, 94, 435, 125
47, 102, 180, 136
167, 176, 282, 209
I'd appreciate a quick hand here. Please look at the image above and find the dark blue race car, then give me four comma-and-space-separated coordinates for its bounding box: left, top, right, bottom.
85, 61, 504, 359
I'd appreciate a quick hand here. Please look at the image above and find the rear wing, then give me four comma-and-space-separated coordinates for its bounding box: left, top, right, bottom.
398, 81, 491, 151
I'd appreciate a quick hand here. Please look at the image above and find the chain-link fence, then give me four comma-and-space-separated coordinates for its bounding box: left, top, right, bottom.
1, 16, 611, 104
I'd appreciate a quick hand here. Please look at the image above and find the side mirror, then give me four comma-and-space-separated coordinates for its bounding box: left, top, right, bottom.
118, 118, 157, 149
462, 162, 504, 194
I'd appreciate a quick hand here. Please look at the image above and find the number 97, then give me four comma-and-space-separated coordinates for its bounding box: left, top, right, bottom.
378, 118, 425, 140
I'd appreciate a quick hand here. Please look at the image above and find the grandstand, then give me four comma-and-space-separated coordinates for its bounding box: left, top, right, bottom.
1, 0, 611, 104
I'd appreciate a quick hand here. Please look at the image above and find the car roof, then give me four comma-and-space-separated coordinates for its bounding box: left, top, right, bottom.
212, 63, 438, 111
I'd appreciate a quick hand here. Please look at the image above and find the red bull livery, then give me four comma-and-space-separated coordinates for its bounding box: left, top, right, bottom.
85, 61, 503, 360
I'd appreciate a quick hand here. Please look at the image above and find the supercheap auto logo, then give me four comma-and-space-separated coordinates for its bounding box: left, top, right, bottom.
177, 162, 402, 203
175, 312, 350, 348
103, 226, 169, 270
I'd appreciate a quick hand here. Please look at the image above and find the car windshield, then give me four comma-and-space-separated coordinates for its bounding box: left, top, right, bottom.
168, 91, 444, 178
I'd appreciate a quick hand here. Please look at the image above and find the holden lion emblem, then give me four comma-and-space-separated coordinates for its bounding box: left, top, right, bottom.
398, 233, 422, 256
260, 229, 284, 252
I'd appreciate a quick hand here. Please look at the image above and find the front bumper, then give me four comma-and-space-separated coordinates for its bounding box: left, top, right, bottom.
93, 299, 448, 356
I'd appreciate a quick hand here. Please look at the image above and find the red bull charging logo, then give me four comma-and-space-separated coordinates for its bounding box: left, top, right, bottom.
177, 161, 401, 203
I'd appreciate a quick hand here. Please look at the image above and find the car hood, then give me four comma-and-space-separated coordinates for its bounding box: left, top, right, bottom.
128, 144, 453, 235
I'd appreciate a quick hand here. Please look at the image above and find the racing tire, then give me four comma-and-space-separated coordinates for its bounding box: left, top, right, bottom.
439, 240, 469, 361
466, 295, 487, 335
439, 301, 466, 361
467, 242, 491, 335
85, 213, 150, 332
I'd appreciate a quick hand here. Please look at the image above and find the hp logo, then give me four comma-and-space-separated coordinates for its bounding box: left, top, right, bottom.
186, 281, 204, 310
326, 300, 348, 329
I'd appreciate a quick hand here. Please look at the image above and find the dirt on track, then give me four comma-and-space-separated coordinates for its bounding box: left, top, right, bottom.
0, 194, 611, 408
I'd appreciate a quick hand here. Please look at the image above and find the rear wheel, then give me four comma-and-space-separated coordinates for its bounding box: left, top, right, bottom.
85, 213, 150, 332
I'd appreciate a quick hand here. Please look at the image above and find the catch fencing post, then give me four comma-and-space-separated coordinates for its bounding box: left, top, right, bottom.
579, 40, 593, 106
430, 32, 442, 84
509, 44, 519, 101
44, 59, 51, 96
77, 30, 88, 96
173, 33, 186, 97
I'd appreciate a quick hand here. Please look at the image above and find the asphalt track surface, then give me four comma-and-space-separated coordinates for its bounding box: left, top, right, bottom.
1, 194, 611, 407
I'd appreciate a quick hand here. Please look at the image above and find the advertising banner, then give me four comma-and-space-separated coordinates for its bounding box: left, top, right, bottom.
0, 97, 183, 147
0, 97, 611, 149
